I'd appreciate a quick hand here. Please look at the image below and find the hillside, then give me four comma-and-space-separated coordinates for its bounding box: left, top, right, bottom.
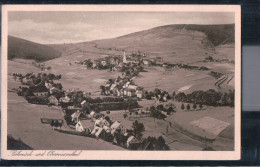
49, 24, 234, 64
8, 36, 61, 62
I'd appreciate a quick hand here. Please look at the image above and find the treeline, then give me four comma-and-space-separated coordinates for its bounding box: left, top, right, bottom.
174, 89, 234, 107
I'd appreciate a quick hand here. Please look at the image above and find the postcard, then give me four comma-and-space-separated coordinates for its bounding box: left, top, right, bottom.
1, 5, 241, 160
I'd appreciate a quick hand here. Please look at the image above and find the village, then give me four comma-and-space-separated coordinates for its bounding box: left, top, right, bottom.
9, 48, 236, 151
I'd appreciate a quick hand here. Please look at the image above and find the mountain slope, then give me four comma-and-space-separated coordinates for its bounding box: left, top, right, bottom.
8, 36, 61, 62
49, 24, 235, 63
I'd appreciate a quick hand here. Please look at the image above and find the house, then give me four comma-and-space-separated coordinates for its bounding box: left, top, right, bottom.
127, 136, 141, 149
143, 60, 149, 66
45, 82, 53, 89
128, 85, 138, 91
101, 60, 107, 66
123, 89, 128, 96
67, 105, 81, 110
81, 100, 90, 111
91, 126, 100, 135
76, 120, 92, 132
33, 91, 49, 97
110, 121, 124, 135
88, 111, 96, 118
50, 87, 59, 94
116, 88, 123, 97
110, 84, 117, 91
48, 95, 59, 105
101, 119, 110, 127
95, 127, 106, 139
94, 119, 102, 127
71, 110, 82, 123
59, 96, 71, 103
161, 111, 168, 116
121, 127, 127, 135
31, 85, 49, 97
136, 88, 144, 98
127, 89, 135, 97
103, 125, 111, 133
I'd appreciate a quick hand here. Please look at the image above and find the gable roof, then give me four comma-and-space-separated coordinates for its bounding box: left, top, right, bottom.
71, 110, 81, 119
48, 95, 58, 101
128, 85, 138, 90
79, 120, 92, 129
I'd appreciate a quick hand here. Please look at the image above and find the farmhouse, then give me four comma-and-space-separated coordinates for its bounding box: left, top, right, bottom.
59, 96, 71, 103
76, 120, 92, 132
101, 119, 110, 127
127, 136, 141, 149
45, 82, 53, 89
48, 95, 59, 105
111, 121, 124, 135
71, 110, 82, 123
50, 87, 59, 94
136, 88, 144, 98
32, 85, 49, 97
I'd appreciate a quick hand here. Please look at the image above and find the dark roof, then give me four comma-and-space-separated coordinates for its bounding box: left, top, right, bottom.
30, 85, 48, 93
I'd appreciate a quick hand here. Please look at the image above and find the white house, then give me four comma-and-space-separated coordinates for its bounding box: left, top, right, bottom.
101, 60, 107, 66
94, 119, 102, 127
110, 84, 117, 91
136, 88, 143, 98
88, 111, 96, 118
48, 95, 59, 105
71, 110, 82, 123
110, 121, 124, 135
103, 126, 111, 133
128, 85, 138, 91
59, 96, 71, 103
127, 136, 140, 148
101, 119, 110, 127
50, 87, 60, 94
45, 82, 53, 89
76, 120, 92, 132
91, 126, 100, 135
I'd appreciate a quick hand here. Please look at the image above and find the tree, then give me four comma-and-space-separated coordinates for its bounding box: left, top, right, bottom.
123, 113, 128, 120
156, 104, 164, 111
106, 110, 110, 114
132, 120, 145, 139
172, 91, 176, 99
193, 103, 197, 110
181, 104, 185, 110
157, 136, 167, 150
50, 120, 55, 130
135, 111, 138, 118
186, 104, 190, 110
23, 89, 33, 97
199, 103, 203, 109
55, 83, 63, 90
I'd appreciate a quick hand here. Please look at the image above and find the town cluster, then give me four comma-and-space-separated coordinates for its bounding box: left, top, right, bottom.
69, 111, 168, 150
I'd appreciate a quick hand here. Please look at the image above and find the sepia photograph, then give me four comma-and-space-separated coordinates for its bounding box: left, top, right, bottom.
1, 5, 241, 160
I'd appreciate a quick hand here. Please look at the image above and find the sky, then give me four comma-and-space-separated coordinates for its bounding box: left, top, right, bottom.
8, 11, 235, 44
